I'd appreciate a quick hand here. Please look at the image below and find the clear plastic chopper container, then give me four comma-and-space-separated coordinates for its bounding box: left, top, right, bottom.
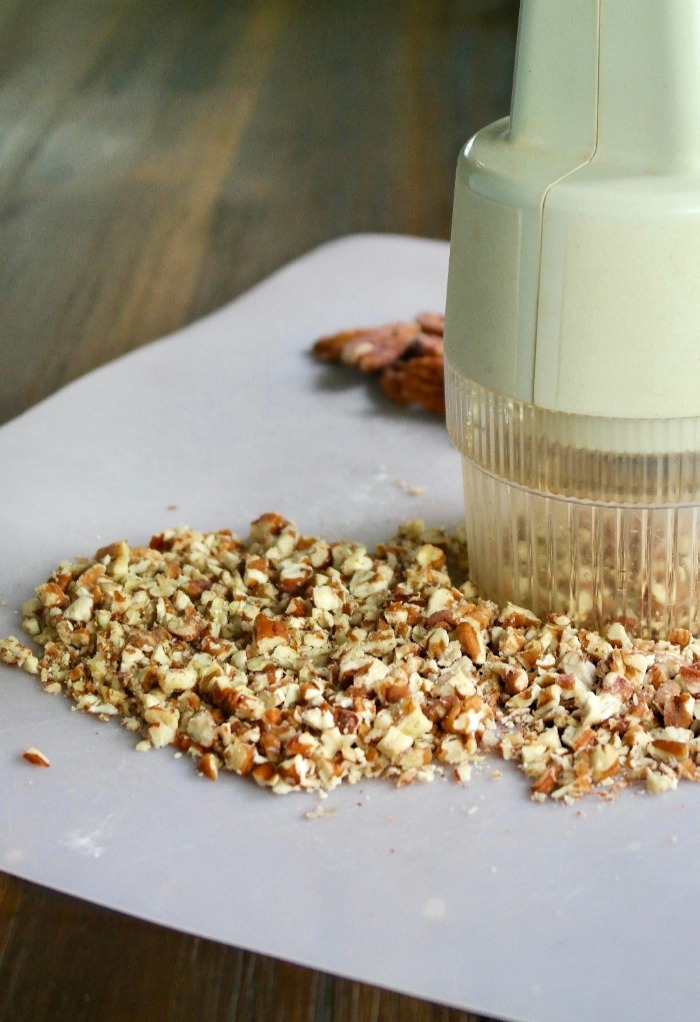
444, 0, 700, 636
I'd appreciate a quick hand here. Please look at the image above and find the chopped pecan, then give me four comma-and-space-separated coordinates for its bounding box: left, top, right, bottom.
22, 747, 50, 767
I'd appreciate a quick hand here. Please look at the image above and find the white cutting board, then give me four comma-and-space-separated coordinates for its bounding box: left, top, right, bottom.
0, 236, 696, 1022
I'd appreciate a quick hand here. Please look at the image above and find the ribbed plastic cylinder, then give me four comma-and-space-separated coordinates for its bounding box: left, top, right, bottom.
446, 361, 700, 636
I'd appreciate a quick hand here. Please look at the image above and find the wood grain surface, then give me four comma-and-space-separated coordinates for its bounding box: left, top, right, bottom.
0, 1, 518, 1019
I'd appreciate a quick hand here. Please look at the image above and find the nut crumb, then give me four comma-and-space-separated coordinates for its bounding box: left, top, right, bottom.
303, 804, 338, 820
394, 478, 426, 496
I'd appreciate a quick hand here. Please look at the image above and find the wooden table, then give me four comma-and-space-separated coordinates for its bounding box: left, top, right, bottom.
0, 1, 518, 1018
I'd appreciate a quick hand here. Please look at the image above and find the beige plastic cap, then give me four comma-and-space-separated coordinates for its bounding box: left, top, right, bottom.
445, 0, 700, 420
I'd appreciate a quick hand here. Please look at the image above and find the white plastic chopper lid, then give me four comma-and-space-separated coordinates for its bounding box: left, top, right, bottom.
444, 0, 700, 635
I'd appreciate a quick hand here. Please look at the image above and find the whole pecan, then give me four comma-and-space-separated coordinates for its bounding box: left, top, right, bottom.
312, 312, 445, 415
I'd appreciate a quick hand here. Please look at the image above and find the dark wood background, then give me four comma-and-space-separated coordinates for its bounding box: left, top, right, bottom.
0, 0, 519, 1018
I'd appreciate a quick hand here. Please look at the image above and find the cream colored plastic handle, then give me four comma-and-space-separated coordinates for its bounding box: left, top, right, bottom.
445, 0, 599, 407
445, 0, 700, 420
511, 0, 700, 171
595, 0, 700, 172
510, 0, 598, 160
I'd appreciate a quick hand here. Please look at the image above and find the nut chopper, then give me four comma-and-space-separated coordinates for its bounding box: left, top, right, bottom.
444, 0, 700, 636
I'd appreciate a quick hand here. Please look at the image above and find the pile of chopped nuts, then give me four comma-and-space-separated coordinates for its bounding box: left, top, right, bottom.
2, 513, 700, 802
